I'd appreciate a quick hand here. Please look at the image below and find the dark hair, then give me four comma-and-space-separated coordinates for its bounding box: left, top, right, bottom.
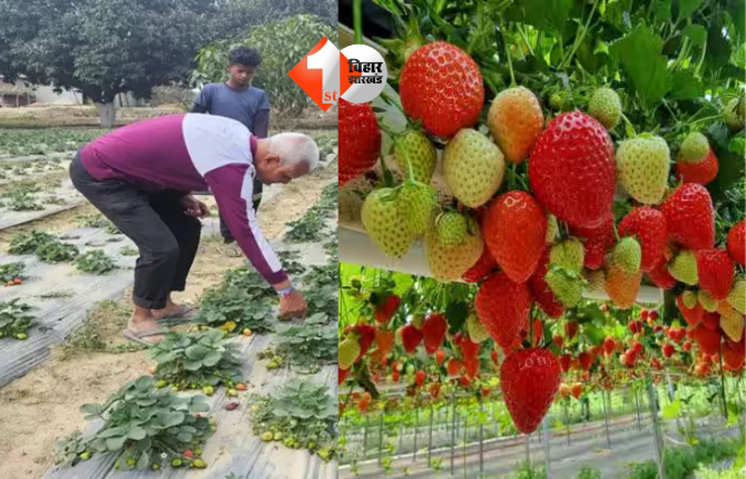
228, 47, 261, 67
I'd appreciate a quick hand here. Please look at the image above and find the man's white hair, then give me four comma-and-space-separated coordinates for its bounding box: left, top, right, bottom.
268, 132, 320, 172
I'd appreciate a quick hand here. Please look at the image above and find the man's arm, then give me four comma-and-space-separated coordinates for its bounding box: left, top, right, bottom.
204, 163, 287, 284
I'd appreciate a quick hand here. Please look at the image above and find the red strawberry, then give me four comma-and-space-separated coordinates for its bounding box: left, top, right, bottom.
628, 321, 642, 334
399, 324, 423, 353
475, 272, 532, 348
483, 191, 547, 283
603, 336, 615, 355
570, 215, 616, 270
696, 248, 734, 300
702, 312, 720, 331
565, 321, 579, 340
694, 324, 721, 355
559, 354, 572, 372
662, 343, 675, 358
436, 350, 446, 366
491, 350, 499, 365
481, 387, 491, 397
647, 260, 677, 289
571, 383, 583, 399
462, 247, 498, 283
447, 358, 463, 376
351, 324, 376, 359
651, 357, 662, 370
527, 249, 565, 318
399, 41, 484, 138
463, 358, 480, 378
459, 336, 481, 361
676, 295, 703, 327
618, 207, 668, 272
675, 149, 719, 185
660, 183, 715, 250
553, 334, 564, 348
415, 369, 426, 387
339, 99, 381, 186
723, 341, 745, 370
649, 311, 659, 320
727, 220, 745, 266
338, 366, 350, 385
641, 310, 650, 320
578, 351, 593, 370
500, 348, 561, 434
459, 375, 471, 387
374, 295, 401, 324
529, 111, 616, 228
422, 313, 448, 354
683, 340, 692, 352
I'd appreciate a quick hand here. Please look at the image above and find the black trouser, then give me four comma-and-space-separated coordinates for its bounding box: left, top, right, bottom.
219, 179, 262, 242
69, 153, 201, 310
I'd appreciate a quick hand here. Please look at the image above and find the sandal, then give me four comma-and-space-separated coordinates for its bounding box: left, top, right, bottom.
122, 327, 169, 345
155, 306, 197, 324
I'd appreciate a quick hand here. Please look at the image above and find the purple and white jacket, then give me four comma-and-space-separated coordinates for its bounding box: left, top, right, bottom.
80, 113, 287, 284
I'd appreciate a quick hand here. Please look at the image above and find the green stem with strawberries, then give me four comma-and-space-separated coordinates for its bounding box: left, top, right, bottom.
353, 0, 363, 44
561, 0, 598, 69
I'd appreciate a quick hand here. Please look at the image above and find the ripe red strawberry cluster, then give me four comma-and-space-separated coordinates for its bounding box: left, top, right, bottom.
339, 37, 745, 435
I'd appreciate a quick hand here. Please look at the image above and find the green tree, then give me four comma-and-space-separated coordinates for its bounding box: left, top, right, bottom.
207, 0, 337, 39
193, 14, 336, 116
0, 0, 214, 126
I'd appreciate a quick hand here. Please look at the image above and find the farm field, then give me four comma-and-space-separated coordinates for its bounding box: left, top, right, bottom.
0, 123, 340, 479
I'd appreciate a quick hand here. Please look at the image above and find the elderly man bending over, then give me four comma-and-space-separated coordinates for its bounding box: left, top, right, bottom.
70, 113, 316, 344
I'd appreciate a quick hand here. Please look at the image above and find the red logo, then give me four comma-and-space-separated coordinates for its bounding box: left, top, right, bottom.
288, 37, 352, 112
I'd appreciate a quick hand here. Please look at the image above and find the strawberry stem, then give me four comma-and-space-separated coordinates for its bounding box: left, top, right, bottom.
352, 0, 363, 44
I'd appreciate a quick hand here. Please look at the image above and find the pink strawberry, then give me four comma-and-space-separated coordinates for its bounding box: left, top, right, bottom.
527, 249, 565, 318
422, 313, 448, 354
500, 348, 561, 434
483, 191, 547, 283
339, 99, 381, 186
660, 183, 715, 250
529, 111, 616, 228
618, 207, 667, 272
475, 272, 532, 348
696, 248, 734, 300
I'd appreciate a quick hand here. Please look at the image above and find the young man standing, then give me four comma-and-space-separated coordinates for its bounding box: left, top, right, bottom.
192, 46, 270, 244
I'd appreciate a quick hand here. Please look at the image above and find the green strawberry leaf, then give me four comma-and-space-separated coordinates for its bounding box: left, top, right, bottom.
610, 25, 670, 109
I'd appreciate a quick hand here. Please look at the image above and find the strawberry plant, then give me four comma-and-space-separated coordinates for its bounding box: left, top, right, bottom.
54, 376, 213, 470
258, 314, 337, 373
276, 249, 307, 275
120, 246, 138, 256
7, 230, 54, 254
75, 250, 118, 274
77, 214, 121, 234
6, 188, 43, 211
0, 299, 34, 339
193, 267, 277, 334
285, 209, 326, 243
0, 261, 25, 285
148, 329, 243, 390
249, 379, 337, 460
35, 239, 79, 263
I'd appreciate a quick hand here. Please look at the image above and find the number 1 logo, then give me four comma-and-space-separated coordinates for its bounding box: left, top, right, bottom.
288, 37, 352, 111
